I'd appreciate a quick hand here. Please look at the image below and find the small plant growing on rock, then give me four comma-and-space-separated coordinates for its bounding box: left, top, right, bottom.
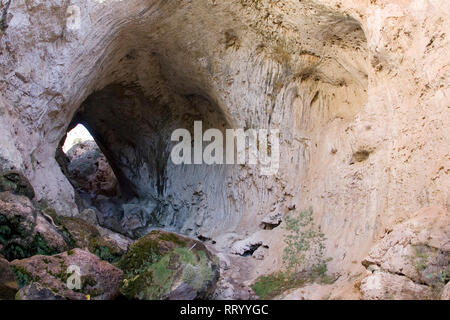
271, 39, 291, 67
282, 207, 329, 279
251, 208, 334, 299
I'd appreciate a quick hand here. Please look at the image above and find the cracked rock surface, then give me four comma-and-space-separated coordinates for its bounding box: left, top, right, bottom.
360, 207, 450, 300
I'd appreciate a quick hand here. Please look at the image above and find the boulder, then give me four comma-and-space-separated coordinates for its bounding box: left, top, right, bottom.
361, 207, 450, 299
1, 192, 128, 264
97, 225, 133, 254
66, 141, 118, 197
360, 271, 433, 300
54, 216, 127, 263
260, 212, 282, 230
230, 236, 264, 256
117, 230, 219, 300
66, 140, 98, 160
0, 192, 67, 261
0, 256, 18, 299
11, 248, 123, 300
16, 283, 64, 300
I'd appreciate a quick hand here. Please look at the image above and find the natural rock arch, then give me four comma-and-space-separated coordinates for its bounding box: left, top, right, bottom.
0, 0, 369, 242
2, 1, 448, 294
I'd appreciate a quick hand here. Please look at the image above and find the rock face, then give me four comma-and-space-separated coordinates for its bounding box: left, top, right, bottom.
360, 270, 433, 300
117, 230, 219, 300
360, 207, 450, 300
11, 248, 123, 300
0, 0, 448, 300
0, 192, 68, 261
260, 212, 283, 230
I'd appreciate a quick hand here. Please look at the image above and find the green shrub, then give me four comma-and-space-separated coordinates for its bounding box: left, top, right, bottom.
251, 208, 334, 299
282, 208, 328, 277
10, 266, 33, 288
251, 272, 299, 300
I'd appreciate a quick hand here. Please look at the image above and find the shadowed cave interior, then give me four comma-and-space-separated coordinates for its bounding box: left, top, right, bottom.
51, 5, 370, 245
57, 83, 235, 240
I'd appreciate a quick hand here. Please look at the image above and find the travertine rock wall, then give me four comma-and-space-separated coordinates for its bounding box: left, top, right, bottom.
0, 0, 448, 296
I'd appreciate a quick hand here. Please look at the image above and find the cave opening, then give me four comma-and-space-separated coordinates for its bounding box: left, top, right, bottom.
47, 2, 371, 269
60, 122, 120, 199
56, 83, 236, 240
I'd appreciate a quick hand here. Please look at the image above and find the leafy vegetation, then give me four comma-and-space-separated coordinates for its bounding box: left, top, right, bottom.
250, 272, 300, 300
10, 265, 34, 288
437, 266, 450, 285
412, 244, 429, 272
0, 210, 60, 261
411, 244, 450, 298
282, 208, 328, 275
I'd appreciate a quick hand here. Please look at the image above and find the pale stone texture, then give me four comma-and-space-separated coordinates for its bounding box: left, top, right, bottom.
0, 0, 448, 299
360, 271, 433, 300
360, 206, 449, 300
441, 282, 450, 300
16, 282, 64, 300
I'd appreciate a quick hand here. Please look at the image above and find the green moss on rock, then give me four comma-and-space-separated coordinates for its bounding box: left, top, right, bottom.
117, 234, 163, 275
1, 232, 60, 261
93, 244, 121, 263
10, 265, 34, 288
54, 216, 123, 263
0, 195, 66, 261
158, 232, 186, 246
34, 234, 59, 256
120, 253, 176, 300
117, 230, 219, 300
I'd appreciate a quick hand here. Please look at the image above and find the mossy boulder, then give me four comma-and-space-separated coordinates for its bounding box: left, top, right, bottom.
10, 248, 123, 300
0, 192, 67, 261
0, 193, 129, 264
53, 216, 126, 263
117, 230, 220, 300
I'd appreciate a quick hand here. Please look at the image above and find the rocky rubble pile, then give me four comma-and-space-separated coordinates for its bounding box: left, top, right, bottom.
0, 171, 220, 300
